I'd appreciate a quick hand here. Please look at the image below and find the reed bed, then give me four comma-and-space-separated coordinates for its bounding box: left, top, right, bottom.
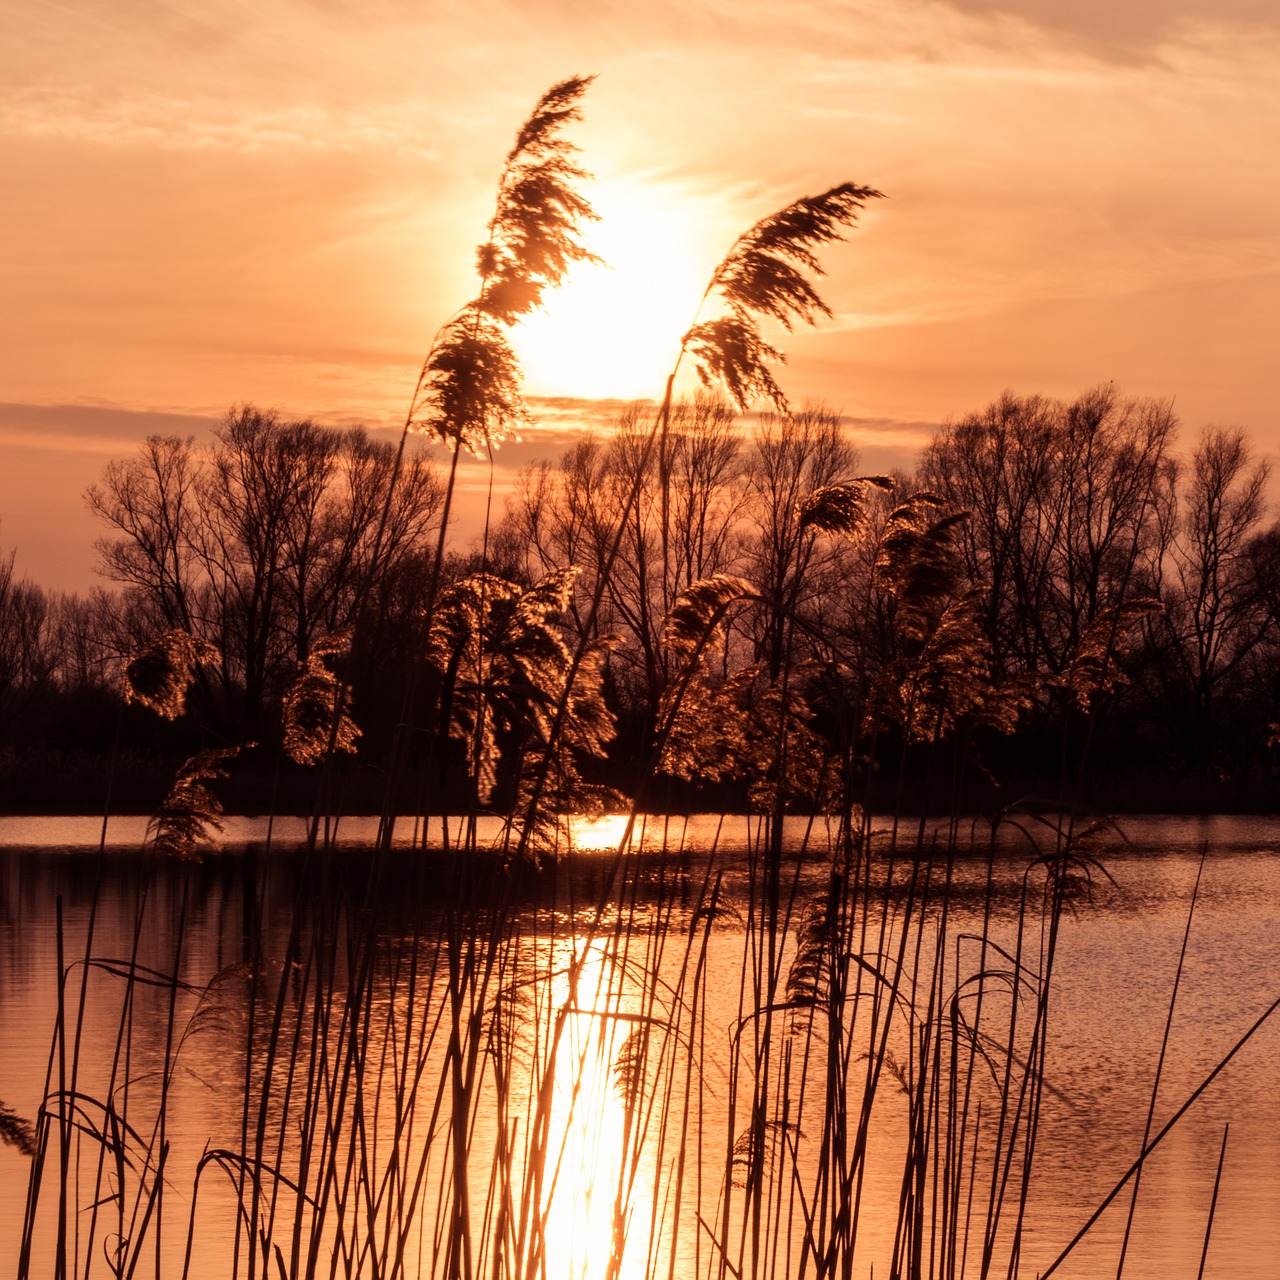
8, 76, 1269, 1280
16, 811, 1263, 1280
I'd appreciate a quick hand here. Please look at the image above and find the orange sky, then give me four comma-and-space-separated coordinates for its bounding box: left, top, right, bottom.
2, 0, 1278, 588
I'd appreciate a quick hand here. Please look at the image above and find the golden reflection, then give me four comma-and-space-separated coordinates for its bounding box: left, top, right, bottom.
567, 812, 635, 853
520, 934, 655, 1280
546, 944, 629, 1279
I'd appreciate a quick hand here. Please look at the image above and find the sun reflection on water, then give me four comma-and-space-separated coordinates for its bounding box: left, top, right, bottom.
530, 936, 654, 1280
566, 812, 635, 853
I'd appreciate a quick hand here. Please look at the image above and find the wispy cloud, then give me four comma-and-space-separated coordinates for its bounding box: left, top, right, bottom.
0, 91, 440, 157
2, 0, 1277, 585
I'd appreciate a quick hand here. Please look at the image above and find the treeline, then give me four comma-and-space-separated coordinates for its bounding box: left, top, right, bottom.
494, 384, 1279, 808
1, 385, 1277, 814
0, 407, 443, 808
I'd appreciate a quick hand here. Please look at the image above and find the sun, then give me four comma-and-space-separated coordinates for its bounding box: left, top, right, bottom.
512, 178, 715, 402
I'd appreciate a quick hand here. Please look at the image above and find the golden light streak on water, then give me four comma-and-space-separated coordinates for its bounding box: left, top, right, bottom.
526, 933, 656, 1280
567, 812, 635, 853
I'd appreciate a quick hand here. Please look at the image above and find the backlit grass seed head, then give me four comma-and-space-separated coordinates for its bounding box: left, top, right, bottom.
123, 630, 217, 718
786, 886, 842, 1012
428, 569, 614, 808
148, 745, 242, 861
411, 312, 532, 456
613, 1026, 649, 1105
742, 679, 837, 814
658, 661, 755, 783
282, 636, 361, 766
875, 495, 970, 641
798, 476, 895, 539
683, 317, 786, 411
1062, 598, 1163, 711
477, 76, 600, 325
410, 77, 598, 454
730, 1119, 803, 1190
683, 183, 883, 411
897, 586, 994, 740
0, 1100, 37, 1158
660, 573, 755, 663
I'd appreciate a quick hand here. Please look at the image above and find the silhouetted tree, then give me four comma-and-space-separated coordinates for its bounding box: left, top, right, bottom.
88, 408, 442, 738
504, 395, 750, 729
741, 406, 861, 681
1138, 426, 1274, 770
920, 386, 1177, 688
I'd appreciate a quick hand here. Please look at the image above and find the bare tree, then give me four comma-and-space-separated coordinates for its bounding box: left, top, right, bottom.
0, 550, 58, 728
921, 385, 1177, 684
87, 434, 201, 635
1140, 426, 1273, 768
88, 407, 442, 737
504, 394, 750, 725
741, 405, 860, 680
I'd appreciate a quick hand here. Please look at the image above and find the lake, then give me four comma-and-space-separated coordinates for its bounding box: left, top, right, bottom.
1, 812, 1278, 1279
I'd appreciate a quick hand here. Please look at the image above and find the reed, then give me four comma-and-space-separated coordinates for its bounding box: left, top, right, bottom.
13, 78, 1265, 1280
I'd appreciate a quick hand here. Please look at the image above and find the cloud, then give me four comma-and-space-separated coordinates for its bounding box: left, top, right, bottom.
2, 0, 1277, 595
0, 91, 441, 157
941, 0, 1280, 59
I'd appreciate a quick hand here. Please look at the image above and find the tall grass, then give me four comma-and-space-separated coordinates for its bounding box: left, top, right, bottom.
19, 811, 1272, 1280
12, 78, 1271, 1280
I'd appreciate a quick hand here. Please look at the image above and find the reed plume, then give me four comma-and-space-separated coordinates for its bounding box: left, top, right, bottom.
798, 476, 895, 539
122, 629, 217, 719
657, 662, 755, 783
0, 1101, 36, 1158
896, 585, 995, 740
660, 572, 755, 663
281, 633, 361, 765
409, 311, 531, 457
1062, 597, 1162, 711
427, 569, 616, 809
682, 183, 883, 410
475, 76, 600, 324
409, 76, 598, 455
875, 494, 970, 641
147, 745, 242, 860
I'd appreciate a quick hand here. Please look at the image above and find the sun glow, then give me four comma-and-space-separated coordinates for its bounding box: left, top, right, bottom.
513, 179, 715, 402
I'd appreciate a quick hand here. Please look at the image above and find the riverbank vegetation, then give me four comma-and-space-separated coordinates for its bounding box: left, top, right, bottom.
5, 74, 1278, 1280
2, 385, 1277, 813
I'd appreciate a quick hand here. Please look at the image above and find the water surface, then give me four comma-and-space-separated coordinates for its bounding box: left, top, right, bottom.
1, 813, 1278, 1279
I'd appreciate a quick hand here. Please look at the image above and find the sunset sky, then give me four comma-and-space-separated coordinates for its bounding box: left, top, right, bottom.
3, 0, 1278, 589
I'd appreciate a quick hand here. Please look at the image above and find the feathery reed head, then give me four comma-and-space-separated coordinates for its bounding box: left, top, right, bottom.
682, 318, 785, 411
785, 886, 841, 1013
684, 182, 883, 410
875, 495, 969, 640
122, 629, 217, 719
798, 476, 895, 539
657, 661, 755, 784
410, 310, 532, 456
1062, 598, 1162, 711
897, 586, 994, 740
409, 78, 597, 452
282, 634, 361, 766
730, 1119, 803, 1189
660, 574, 755, 663
148, 745, 242, 861
478, 76, 600, 323
0, 1100, 36, 1158
428, 568, 613, 812
712, 184, 882, 327
613, 1025, 649, 1105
